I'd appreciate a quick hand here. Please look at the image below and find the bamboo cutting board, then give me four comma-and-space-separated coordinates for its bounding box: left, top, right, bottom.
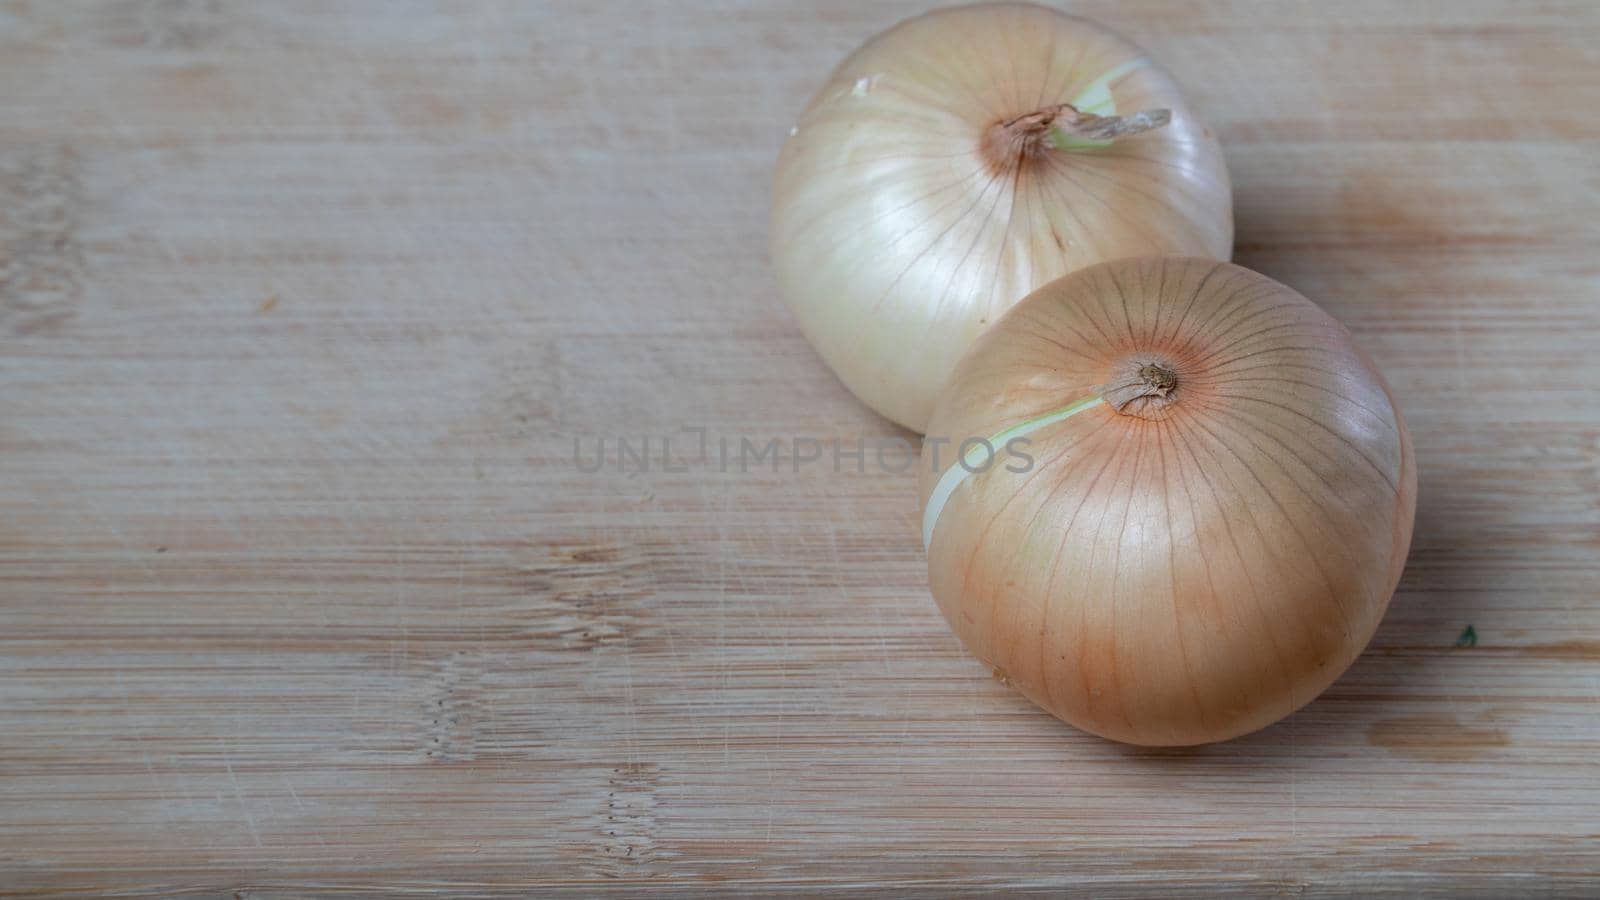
2, 1, 1598, 895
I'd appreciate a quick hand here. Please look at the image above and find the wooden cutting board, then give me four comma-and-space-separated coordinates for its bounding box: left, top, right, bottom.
2, 1, 1597, 894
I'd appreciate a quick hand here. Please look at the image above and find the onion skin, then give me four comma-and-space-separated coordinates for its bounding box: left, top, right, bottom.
772, 3, 1233, 432
920, 259, 1416, 746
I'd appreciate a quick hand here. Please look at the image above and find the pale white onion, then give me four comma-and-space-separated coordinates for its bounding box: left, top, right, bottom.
920, 258, 1416, 746
772, 3, 1233, 431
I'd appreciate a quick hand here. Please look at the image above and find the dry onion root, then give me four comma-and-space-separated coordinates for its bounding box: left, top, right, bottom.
920, 258, 1416, 746
771, 3, 1233, 431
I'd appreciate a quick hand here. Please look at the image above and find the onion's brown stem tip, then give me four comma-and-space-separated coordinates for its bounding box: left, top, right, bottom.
1101, 359, 1181, 418
1138, 363, 1178, 394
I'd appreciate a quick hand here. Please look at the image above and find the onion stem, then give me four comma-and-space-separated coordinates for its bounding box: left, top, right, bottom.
984, 103, 1172, 172
1046, 105, 1172, 144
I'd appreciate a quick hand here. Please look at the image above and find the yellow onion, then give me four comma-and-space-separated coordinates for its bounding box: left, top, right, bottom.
919, 258, 1416, 746
771, 2, 1233, 432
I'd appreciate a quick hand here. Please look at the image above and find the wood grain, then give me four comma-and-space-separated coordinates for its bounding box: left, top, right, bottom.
1, 1, 1597, 895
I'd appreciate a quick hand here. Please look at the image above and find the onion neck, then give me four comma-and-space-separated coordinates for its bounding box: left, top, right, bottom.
979, 103, 1171, 175
1101, 358, 1181, 420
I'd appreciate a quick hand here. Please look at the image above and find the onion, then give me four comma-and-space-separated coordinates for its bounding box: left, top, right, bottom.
919, 258, 1416, 746
771, 2, 1233, 432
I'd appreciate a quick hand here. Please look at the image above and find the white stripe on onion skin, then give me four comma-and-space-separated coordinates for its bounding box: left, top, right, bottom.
922, 395, 1104, 551
771, 3, 1233, 433
919, 258, 1416, 747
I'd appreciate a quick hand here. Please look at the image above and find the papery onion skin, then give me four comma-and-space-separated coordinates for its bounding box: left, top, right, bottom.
771, 2, 1233, 432
919, 258, 1416, 746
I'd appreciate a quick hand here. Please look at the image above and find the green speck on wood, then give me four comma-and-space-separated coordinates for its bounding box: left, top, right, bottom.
1454, 625, 1478, 648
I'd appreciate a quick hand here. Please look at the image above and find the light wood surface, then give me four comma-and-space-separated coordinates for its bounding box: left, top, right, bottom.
2, 1, 1598, 895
